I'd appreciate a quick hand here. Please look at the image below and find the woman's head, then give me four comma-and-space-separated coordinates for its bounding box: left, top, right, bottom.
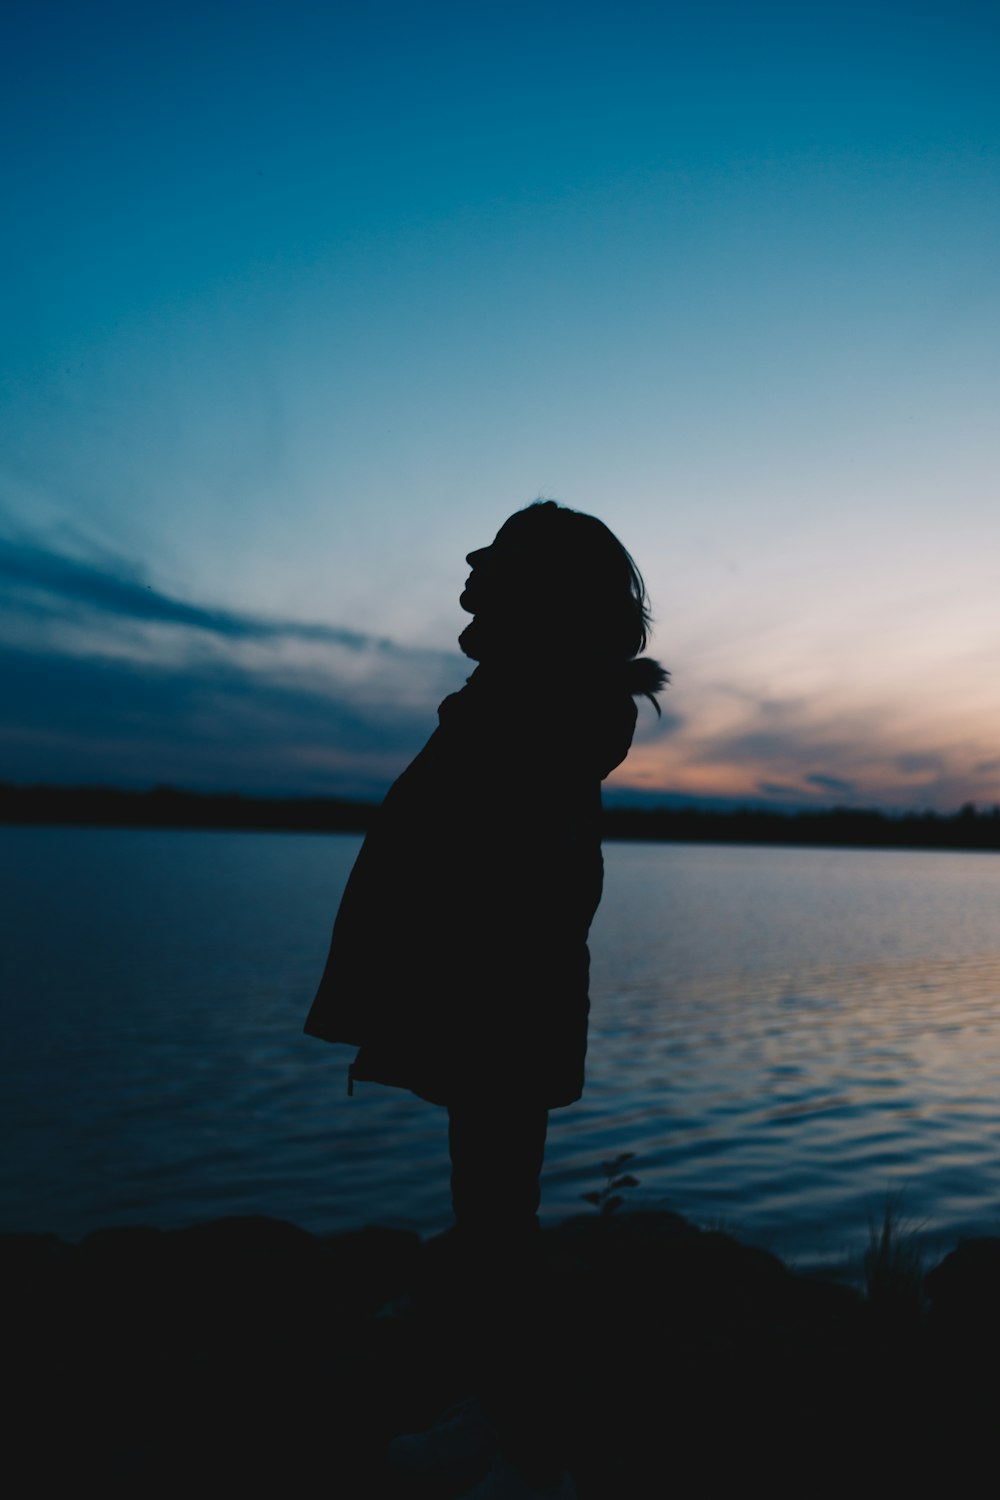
458, 500, 655, 664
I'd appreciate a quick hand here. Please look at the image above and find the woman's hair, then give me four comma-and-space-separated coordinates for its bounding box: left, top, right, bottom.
460, 500, 669, 710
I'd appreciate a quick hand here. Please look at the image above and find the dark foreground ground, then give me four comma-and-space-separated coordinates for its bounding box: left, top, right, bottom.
6, 1209, 999, 1494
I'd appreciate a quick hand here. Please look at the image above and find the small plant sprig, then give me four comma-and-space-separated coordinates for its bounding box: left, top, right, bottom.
863, 1189, 925, 1314
581, 1151, 640, 1215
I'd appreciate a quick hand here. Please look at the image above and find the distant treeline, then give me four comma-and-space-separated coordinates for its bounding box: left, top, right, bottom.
601, 801, 1000, 851
0, 783, 372, 835
4, 782, 1000, 851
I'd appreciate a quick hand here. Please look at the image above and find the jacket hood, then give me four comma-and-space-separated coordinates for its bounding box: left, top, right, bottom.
460, 653, 666, 700
445, 656, 655, 782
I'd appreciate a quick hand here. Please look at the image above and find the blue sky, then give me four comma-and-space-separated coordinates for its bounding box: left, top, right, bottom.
2, 0, 998, 807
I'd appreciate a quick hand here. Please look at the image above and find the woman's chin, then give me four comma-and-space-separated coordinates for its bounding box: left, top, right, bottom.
457, 621, 480, 660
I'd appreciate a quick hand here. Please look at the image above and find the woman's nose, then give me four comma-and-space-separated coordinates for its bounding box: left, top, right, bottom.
466, 547, 489, 567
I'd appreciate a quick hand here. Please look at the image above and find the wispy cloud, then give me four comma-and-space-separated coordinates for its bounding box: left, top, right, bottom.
0, 529, 467, 796
0, 638, 436, 797
805, 773, 855, 794
0, 532, 441, 657
654, 682, 1000, 812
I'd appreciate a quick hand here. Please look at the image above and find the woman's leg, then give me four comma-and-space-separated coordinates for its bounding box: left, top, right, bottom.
447, 1096, 548, 1244
447, 1098, 564, 1486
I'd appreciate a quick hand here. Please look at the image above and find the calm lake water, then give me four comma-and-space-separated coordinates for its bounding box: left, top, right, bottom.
3, 825, 1000, 1276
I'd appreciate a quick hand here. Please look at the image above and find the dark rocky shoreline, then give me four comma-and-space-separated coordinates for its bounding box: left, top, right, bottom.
6, 1209, 999, 1492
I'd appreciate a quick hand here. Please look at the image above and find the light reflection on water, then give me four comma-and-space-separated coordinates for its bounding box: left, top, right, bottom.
2, 826, 999, 1275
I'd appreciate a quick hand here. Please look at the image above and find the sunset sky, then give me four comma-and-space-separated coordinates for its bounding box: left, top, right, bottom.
2, 0, 998, 810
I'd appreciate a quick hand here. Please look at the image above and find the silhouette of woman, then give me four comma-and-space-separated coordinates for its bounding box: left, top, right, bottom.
305, 500, 666, 1497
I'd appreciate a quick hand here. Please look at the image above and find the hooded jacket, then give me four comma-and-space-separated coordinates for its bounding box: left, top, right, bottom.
304, 659, 646, 1107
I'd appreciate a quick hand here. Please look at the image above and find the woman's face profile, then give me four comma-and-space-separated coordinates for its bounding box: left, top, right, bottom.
460, 515, 527, 615
460, 545, 491, 614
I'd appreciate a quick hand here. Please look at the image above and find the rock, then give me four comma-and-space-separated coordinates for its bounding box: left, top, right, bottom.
925, 1236, 1000, 1328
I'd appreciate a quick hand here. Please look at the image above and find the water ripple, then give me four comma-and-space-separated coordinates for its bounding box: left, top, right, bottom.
4, 829, 1000, 1275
